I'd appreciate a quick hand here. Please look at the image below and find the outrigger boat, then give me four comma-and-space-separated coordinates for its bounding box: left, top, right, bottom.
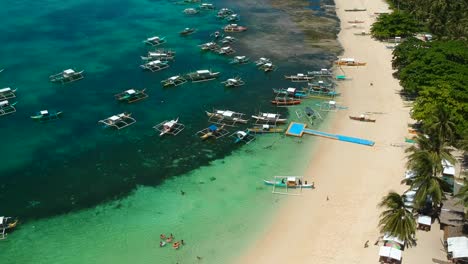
284, 73, 314, 82
49, 69, 84, 84
229, 55, 249, 64
115, 89, 148, 103
180, 27, 196, 36
183, 8, 199, 14
99, 113, 136, 130
220, 36, 236, 45
206, 109, 248, 126
271, 98, 301, 106
307, 81, 334, 91
231, 130, 255, 144
259, 62, 276, 72
344, 8, 367, 11
222, 77, 244, 87
153, 118, 185, 136
305, 107, 319, 120
348, 19, 365, 24
349, 114, 376, 122
353, 31, 371, 36
0, 100, 17, 116
30, 110, 63, 121
141, 51, 174, 61
273, 88, 307, 98
225, 14, 240, 22
199, 3, 215, 10
255, 57, 271, 66
335, 58, 367, 66
264, 177, 314, 188
223, 24, 247, 32
217, 8, 234, 18
186, 69, 219, 83
196, 124, 229, 140
0, 87, 17, 100
251, 112, 287, 124
144, 36, 166, 46
140, 60, 169, 72
217, 46, 235, 55
161, 75, 187, 87
248, 124, 284, 134
0, 69, 4, 73
0, 216, 18, 240
199, 42, 220, 51
308, 68, 333, 76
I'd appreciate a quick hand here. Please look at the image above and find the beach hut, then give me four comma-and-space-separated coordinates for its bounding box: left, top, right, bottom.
378, 246, 402, 263
447, 236, 468, 263
383, 233, 405, 250
417, 215, 432, 231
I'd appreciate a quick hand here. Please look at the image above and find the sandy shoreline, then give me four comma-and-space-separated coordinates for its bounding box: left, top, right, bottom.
236, 0, 436, 263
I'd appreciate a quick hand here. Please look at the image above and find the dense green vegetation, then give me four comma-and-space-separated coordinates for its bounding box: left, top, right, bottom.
378, 192, 416, 244
370, 12, 422, 40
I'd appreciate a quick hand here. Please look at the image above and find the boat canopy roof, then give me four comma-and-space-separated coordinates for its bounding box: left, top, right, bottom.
227, 78, 237, 82
225, 36, 234, 39
237, 131, 247, 136
221, 47, 230, 50
287, 88, 296, 93
318, 81, 324, 84
63, 69, 75, 74
169, 76, 179, 80
264, 113, 277, 118
109, 115, 121, 121
264, 63, 272, 66
149, 60, 162, 65
148, 36, 161, 41
221, 110, 234, 117
0, 87, 12, 93
40, 110, 49, 115
287, 177, 296, 182
321, 68, 328, 71
0, 100, 9, 106
208, 124, 218, 131
235, 56, 244, 59
262, 124, 270, 129
329, 101, 336, 105
340, 58, 355, 62
164, 120, 177, 127
0, 216, 3, 223
297, 73, 304, 76
197, 70, 210, 74
126, 89, 136, 94
230, 24, 238, 26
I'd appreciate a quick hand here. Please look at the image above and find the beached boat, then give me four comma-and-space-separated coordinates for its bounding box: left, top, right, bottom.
264, 177, 313, 188
259, 62, 276, 72
115, 89, 148, 103
348, 19, 365, 24
307, 81, 334, 92
344, 8, 367, 11
0, 100, 17, 116
251, 112, 287, 124
271, 98, 301, 106
0, 216, 18, 239
199, 3, 214, 10
186, 70, 219, 82
196, 124, 229, 140
49, 69, 84, 84
231, 130, 255, 144
217, 8, 234, 18
217, 46, 235, 55
353, 31, 370, 36
199, 42, 220, 51
183, 8, 199, 15
248, 124, 284, 134
255, 57, 271, 66
161, 75, 187, 87
223, 24, 247, 32
284, 73, 314, 82
99, 113, 136, 130
335, 58, 367, 66
141, 51, 175, 61
0, 87, 17, 100
273, 88, 307, 98
206, 109, 248, 126
225, 14, 240, 22
308, 68, 333, 76
144, 36, 166, 46
179, 27, 196, 36
349, 114, 376, 122
140, 60, 169, 72
220, 36, 236, 45
153, 118, 185, 136
30, 110, 63, 121
222, 77, 244, 87
229, 55, 249, 64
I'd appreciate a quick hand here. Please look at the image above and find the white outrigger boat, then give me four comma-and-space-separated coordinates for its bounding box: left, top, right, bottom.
229, 55, 249, 64
153, 118, 185, 136
251, 112, 287, 124
49, 69, 84, 84
217, 8, 234, 18
99, 113, 136, 130
199, 42, 220, 51
186, 69, 219, 83
255, 57, 271, 66
264, 177, 314, 188
221, 77, 244, 87
231, 130, 255, 144
140, 60, 169, 72
183, 8, 199, 15
220, 36, 236, 45
259, 62, 276, 72
0, 87, 17, 100
141, 51, 174, 61
199, 3, 215, 10
144, 36, 166, 46
206, 109, 248, 126
161, 75, 187, 87
308, 68, 333, 76
114, 89, 148, 103
284, 73, 314, 82
217, 46, 235, 55
0, 100, 17, 117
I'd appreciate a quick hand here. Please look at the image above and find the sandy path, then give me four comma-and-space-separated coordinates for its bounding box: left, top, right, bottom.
235, 0, 438, 263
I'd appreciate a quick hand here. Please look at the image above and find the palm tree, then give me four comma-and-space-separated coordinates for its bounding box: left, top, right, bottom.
455, 178, 468, 208
426, 104, 456, 145
378, 192, 416, 245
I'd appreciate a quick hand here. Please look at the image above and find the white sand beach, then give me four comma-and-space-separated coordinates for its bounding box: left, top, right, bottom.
237, 0, 447, 263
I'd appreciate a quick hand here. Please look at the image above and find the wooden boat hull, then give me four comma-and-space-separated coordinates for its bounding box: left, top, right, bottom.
349, 116, 376, 122
205, 111, 248, 124
251, 116, 287, 123
271, 100, 301, 106
263, 180, 313, 188
31, 111, 63, 120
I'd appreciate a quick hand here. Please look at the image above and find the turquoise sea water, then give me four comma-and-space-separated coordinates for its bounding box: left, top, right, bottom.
0, 0, 338, 263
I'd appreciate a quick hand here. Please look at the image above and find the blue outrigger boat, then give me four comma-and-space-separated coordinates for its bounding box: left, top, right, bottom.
264, 177, 314, 188
30, 110, 62, 121
273, 88, 307, 98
